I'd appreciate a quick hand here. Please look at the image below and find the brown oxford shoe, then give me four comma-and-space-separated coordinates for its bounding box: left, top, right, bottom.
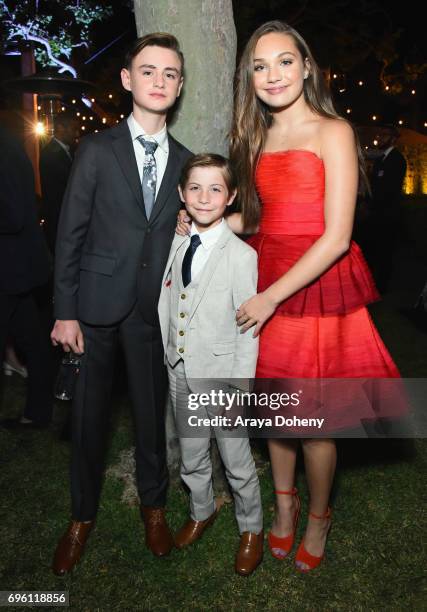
52, 520, 94, 576
174, 509, 218, 549
235, 530, 264, 576
140, 506, 174, 557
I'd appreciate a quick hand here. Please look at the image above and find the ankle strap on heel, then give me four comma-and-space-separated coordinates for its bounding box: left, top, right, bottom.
274, 487, 298, 496
308, 507, 331, 520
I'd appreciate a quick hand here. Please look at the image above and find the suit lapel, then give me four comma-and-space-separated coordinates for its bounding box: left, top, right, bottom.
188, 224, 233, 322
149, 135, 182, 224
162, 234, 188, 286
111, 121, 146, 216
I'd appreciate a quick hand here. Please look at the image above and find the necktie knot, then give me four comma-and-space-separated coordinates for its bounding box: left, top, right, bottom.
137, 136, 158, 156
190, 234, 202, 251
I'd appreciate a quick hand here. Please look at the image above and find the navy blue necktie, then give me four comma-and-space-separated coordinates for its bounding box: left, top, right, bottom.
182, 234, 202, 287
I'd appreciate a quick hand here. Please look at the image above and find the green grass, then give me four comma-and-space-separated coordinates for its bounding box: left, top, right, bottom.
1, 235, 427, 611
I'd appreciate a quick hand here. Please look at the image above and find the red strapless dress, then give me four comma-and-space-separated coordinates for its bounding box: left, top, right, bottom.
248, 150, 400, 380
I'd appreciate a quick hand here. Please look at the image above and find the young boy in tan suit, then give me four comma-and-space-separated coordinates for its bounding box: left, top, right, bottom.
158, 154, 263, 575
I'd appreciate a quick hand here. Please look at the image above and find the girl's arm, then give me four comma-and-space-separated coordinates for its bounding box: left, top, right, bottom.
226, 212, 258, 235
238, 120, 359, 336
226, 212, 244, 234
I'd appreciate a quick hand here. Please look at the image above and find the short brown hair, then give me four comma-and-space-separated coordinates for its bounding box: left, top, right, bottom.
179, 154, 237, 193
124, 33, 184, 72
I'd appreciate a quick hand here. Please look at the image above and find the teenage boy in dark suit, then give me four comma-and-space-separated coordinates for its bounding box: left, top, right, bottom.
51, 33, 192, 576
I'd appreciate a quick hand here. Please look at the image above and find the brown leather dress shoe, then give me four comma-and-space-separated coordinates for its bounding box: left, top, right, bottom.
52, 520, 94, 576
235, 530, 264, 576
140, 506, 174, 557
174, 509, 218, 549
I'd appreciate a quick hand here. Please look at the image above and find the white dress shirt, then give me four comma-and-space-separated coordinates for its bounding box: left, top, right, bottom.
189, 219, 226, 281
127, 113, 169, 197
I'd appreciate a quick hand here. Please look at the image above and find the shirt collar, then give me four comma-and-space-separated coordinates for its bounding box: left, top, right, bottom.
190, 218, 226, 250
127, 113, 168, 154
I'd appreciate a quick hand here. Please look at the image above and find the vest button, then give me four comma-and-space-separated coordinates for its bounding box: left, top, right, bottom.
179, 312, 185, 318
178, 347, 184, 353
141, 262, 147, 268
181, 293, 186, 299
179, 330, 184, 336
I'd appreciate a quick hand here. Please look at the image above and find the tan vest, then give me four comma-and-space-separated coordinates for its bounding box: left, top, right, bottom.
166, 246, 200, 367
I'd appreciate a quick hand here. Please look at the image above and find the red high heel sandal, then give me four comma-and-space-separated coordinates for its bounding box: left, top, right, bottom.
295, 507, 332, 572
268, 487, 300, 560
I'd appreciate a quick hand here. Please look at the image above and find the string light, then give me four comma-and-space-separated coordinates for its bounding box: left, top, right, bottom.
333, 73, 337, 79
385, 85, 390, 91
61, 106, 65, 111
37, 105, 41, 110
82, 116, 86, 121
102, 118, 107, 124
424, 122, 427, 128
373, 139, 378, 146
372, 115, 377, 121
34, 122, 45, 136
72, 99, 76, 104
76, 112, 80, 116
411, 89, 416, 95
108, 94, 113, 99
346, 108, 351, 114
89, 116, 94, 120
398, 120, 403, 125
91, 98, 95, 103
358, 80, 364, 86
81, 126, 86, 130
120, 114, 124, 118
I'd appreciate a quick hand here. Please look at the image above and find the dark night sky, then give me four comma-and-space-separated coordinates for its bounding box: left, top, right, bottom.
1, 0, 425, 133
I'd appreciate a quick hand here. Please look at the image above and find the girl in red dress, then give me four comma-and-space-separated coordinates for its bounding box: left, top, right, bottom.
227, 21, 400, 572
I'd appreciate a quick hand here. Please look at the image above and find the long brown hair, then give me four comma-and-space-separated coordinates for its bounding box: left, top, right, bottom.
229, 20, 368, 231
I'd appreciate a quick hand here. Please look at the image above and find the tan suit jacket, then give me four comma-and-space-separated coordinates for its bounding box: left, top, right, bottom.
158, 222, 259, 382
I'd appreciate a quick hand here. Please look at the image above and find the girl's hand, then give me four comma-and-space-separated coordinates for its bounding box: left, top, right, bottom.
176, 209, 191, 235
236, 292, 277, 337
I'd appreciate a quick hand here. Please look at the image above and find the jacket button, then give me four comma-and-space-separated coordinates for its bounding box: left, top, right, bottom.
179, 330, 184, 336
179, 312, 185, 318
146, 227, 151, 234
181, 293, 186, 299
141, 262, 148, 268
178, 347, 184, 354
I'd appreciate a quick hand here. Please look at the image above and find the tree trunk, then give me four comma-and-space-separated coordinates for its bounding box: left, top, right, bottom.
109, 1, 238, 505
133, 0, 237, 155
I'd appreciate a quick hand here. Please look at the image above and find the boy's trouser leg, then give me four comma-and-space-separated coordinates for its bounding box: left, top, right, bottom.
120, 305, 168, 507
168, 361, 216, 521
71, 321, 117, 521
215, 431, 263, 534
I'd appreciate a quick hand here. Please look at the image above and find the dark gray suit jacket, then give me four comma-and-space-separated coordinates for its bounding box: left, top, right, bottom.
54, 120, 192, 326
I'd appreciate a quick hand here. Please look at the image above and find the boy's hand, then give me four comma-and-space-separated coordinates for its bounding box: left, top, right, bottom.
51, 320, 85, 354
176, 209, 191, 236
